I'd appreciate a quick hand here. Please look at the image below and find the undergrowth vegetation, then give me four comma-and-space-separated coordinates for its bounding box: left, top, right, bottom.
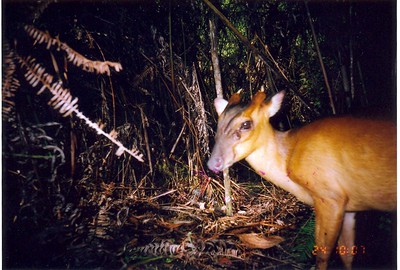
3, 1, 395, 269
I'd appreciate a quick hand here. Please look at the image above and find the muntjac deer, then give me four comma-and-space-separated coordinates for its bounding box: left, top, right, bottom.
207, 91, 396, 270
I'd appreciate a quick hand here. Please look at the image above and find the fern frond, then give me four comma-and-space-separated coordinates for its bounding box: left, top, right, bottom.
24, 25, 123, 75
130, 238, 242, 260
17, 54, 144, 162
292, 213, 316, 263
2, 42, 20, 120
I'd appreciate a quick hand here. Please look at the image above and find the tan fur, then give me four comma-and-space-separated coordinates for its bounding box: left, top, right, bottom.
208, 91, 396, 270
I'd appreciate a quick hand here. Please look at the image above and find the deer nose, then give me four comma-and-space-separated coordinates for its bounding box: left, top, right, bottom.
207, 156, 223, 172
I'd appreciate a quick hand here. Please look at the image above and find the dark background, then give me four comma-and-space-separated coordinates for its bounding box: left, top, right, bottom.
3, 0, 396, 269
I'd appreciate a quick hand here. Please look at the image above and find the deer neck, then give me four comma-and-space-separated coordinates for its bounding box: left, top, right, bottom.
245, 129, 313, 205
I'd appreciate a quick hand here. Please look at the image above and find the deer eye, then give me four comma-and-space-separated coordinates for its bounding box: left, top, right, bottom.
240, 120, 252, 131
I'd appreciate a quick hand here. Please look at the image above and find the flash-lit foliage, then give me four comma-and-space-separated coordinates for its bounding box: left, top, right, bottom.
3, 0, 395, 269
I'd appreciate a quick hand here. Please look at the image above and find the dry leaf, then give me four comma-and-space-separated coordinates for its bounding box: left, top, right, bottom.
157, 219, 193, 229
217, 257, 233, 266
237, 233, 284, 249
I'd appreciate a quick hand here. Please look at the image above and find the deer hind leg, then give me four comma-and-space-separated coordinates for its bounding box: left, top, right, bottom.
338, 212, 356, 270
314, 197, 346, 270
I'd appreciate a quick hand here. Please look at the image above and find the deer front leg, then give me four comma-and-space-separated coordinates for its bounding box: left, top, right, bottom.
338, 212, 356, 270
314, 197, 346, 270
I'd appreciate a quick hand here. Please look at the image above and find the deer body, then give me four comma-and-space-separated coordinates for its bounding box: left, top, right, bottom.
207, 91, 396, 270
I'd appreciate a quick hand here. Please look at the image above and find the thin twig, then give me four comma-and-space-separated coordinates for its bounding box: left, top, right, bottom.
305, 2, 336, 115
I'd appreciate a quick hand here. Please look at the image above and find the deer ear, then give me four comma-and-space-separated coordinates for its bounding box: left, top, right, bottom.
268, 91, 285, 117
214, 98, 229, 116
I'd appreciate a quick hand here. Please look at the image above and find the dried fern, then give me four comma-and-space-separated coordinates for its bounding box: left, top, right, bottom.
129, 238, 242, 261
24, 25, 122, 75
184, 64, 210, 155
2, 42, 20, 120
17, 54, 144, 162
